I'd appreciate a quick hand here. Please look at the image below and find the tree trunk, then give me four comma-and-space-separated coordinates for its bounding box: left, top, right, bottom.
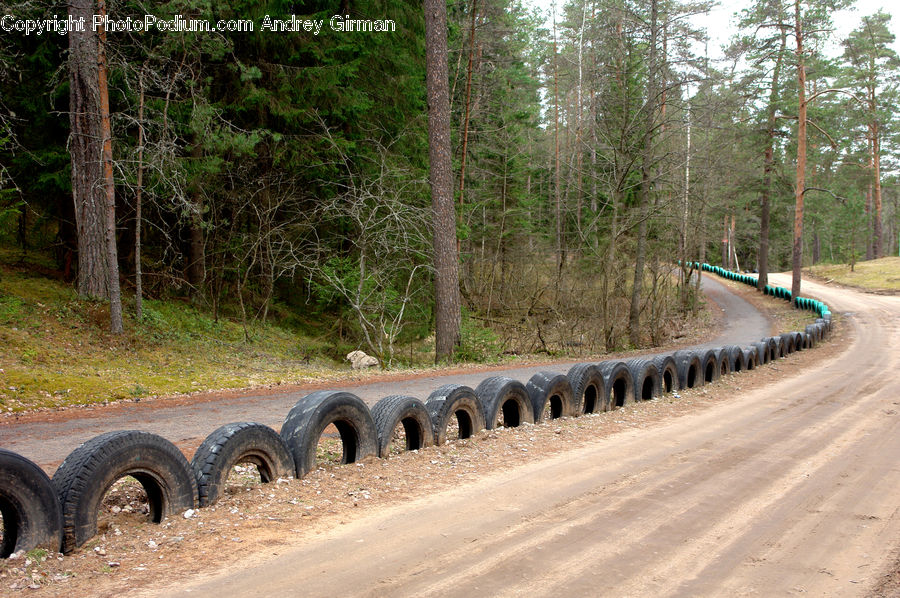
791, 0, 806, 304
603, 195, 619, 352
722, 214, 731, 270
628, 0, 657, 348
865, 132, 874, 260
812, 227, 820, 264
553, 6, 564, 280
97, 0, 123, 334
758, 29, 785, 292
873, 121, 883, 258
694, 205, 705, 315
680, 107, 691, 311
68, 0, 107, 299
456, 0, 478, 255
135, 68, 146, 321
185, 143, 206, 296
425, 0, 461, 362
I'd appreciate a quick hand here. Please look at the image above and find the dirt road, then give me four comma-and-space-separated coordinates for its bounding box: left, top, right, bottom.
152, 275, 900, 597
0, 275, 767, 470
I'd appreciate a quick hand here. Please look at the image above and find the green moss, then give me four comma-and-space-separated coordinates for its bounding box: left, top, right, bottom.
0, 262, 339, 412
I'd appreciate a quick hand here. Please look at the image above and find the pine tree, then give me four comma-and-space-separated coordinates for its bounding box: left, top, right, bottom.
426, 0, 461, 361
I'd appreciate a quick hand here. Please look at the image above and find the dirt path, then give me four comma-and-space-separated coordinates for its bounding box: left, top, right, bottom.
145, 275, 900, 597
0, 275, 766, 471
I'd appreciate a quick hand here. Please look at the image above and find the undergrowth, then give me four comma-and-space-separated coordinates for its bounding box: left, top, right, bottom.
0, 248, 717, 413
0, 253, 344, 412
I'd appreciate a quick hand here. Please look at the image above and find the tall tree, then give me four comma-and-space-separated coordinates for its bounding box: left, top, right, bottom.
842, 11, 900, 259
627, 0, 659, 347
790, 0, 849, 302
734, 0, 791, 292
791, 0, 807, 302
426, 0, 461, 361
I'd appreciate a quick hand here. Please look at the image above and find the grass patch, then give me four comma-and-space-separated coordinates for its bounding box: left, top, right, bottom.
0, 259, 340, 413
806, 257, 900, 293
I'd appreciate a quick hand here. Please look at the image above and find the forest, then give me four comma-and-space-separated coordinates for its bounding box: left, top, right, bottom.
0, 0, 896, 367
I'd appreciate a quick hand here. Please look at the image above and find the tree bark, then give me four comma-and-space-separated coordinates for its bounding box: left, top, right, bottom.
758, 29, 785, 292
812, 227, 820, 264
553, 6, 564, 280
68, 0, 107, 299
873, 121, 883, 258
722, 214, 729, 268
865, 132, 874, 260
456, 0, 478, 238
425, 0, 461, 362
791, 0, 806, 304
97, 0, 123, 334
185, 142, 206, 295
680, 107, 691, 311
628, 0, 658, 348
603, 195, 619, 352
135, 68, 145, 320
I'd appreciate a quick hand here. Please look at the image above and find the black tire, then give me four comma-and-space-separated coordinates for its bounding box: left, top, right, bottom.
804, 325, 818, 348
425, 385, 486, 445
723, 345, 744, 373
714, 348, 731, 377
525, 372, 576, 423
752, 341, 770, 365
799, 331, 812, 349
566, 364, 607, 414
474, 377, 535, 429
52, 430, 197, 554
814, 321, 826, 341
0, 449, 63, 557
652, 355, 679, 393
743, 348, 758, 370
191, 423, 294, 507
280, 391, 378, 479
672, 350, 702, 389
767, 336, 783, 359
779, 333, 794, 355
370, 395, 434, 458
763, 338, 777, 361
597, 361, 635, 408
791, 331, 804, 351
626, 358, 660, 402
698, 349, 719, 384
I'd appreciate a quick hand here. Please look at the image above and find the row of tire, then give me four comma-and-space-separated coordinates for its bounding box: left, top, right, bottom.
1, 269, 833, 560
691, 261, 833, 320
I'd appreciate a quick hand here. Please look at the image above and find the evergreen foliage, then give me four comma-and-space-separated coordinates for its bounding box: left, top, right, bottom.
0, 0, 897, 362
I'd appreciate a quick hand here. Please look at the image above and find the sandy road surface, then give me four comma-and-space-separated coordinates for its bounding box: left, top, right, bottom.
152, 276, 900, 597
0, 275, 766, 470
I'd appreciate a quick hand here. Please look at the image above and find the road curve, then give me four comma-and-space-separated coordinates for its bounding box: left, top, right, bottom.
0, 274, 767, 470
156, 275, 900, 597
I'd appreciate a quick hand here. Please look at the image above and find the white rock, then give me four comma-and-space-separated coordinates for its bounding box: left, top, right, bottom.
346, 350, 379, 369
183, 509, 196, 519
